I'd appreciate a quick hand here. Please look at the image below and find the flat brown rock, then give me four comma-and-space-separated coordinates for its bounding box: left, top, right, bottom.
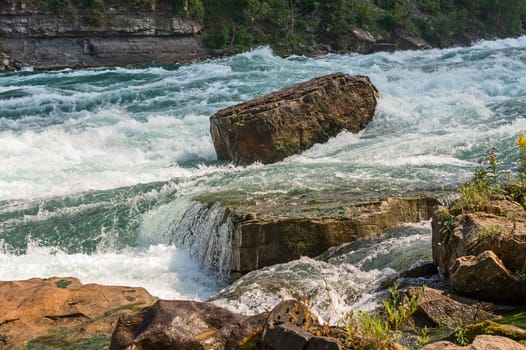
210, 73, 378, 165
0, 277, 156, 349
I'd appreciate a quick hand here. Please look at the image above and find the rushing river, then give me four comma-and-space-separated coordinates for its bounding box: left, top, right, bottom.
0, 37, 525, 316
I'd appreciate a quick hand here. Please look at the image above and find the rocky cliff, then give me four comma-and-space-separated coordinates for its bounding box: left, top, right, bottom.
0, 0, 209, 70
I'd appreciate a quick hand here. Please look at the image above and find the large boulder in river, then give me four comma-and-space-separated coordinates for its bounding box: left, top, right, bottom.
210, 73, 378, 165
0, 277, 155, 349
432, 195, 526, 303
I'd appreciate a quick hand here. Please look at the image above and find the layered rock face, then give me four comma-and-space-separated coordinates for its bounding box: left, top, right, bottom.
191, 191, 437, 279
210, 73, 378, 165
0, 277, 156, 349
432, 196, 526, 303
0, 0, 208, 70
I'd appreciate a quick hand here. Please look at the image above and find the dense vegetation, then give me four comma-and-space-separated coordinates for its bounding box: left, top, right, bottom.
26, 0, 526, 55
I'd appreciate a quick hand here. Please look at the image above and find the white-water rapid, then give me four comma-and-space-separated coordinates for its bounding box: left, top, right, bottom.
0, 37, 525, 315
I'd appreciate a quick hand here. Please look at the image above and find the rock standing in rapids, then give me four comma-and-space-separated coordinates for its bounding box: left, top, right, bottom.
209, 73, 378, 165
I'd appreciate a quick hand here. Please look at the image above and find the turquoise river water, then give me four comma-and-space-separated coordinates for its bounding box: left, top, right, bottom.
0, 37, 525, 319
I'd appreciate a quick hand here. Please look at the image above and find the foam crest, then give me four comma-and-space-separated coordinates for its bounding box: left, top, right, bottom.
0, 242, 222, 300
212, 223, 432, 322
0, 109, 221, 200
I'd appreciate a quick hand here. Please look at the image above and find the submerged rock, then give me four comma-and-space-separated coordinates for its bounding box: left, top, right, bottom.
210, 73, 378, 165
0, 277, 155, 350
432, 196, 526, 302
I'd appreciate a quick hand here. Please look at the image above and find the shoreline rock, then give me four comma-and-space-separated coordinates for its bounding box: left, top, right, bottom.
0, 277, 156, 349
432, 195, 526, 303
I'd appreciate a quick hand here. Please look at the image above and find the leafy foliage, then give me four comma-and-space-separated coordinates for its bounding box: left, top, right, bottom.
26, 0, 526, 54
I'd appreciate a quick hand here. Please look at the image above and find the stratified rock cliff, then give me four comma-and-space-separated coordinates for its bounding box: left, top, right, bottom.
0, 0, 208, 70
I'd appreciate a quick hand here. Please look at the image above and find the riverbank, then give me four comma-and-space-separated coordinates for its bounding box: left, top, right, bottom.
1, 0, 524, 71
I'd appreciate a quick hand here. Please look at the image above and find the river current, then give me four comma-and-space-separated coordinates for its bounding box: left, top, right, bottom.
0, 37, 525, 317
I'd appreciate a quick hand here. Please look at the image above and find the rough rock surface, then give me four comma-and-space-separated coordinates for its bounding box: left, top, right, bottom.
449, 250, 526, 303
421, 335, 526, 350
0, 52, 22, 71
406, 287, 497, 328
432, 196, 526, 302
0, 277, 156, 350
189, 191, 437, 278
111, 299, 345, 350
0, 0, 208, 70
210, 73, 378, 165
110, 299, 265, 350
464, 320, 526, 344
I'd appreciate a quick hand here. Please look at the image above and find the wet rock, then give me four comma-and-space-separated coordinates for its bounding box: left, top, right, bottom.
0, 277, 155, 350
210, 73, 378, 165
227, 194, 437, 276
406, 287, 497, 328
110, 299, 265, 350
432, 196, 526, 302
400, 262, 438, 279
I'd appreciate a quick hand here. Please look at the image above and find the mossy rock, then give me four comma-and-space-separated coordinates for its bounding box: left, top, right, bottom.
465, 320, 526, 343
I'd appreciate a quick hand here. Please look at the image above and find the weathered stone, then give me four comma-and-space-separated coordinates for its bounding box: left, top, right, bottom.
0, 277, 155, 350
465, 320, 526, 343
420, 340, 462, 350
471, 335, 526, 350
265, 299, 318, 328
406, 287, 497, 328
262, 322, 313, 350
400, 262, 438, 279
421, 335, 526, 349
432, 196, 526, 302
210, 73, 378, 165
449, 250, 526, 303
0, 1, 208, 70
394, 30, 431, 50
347, 28, 378, 53
228, 194, 437, 276
110, 299, 265, 350
306, 336, 342, 350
